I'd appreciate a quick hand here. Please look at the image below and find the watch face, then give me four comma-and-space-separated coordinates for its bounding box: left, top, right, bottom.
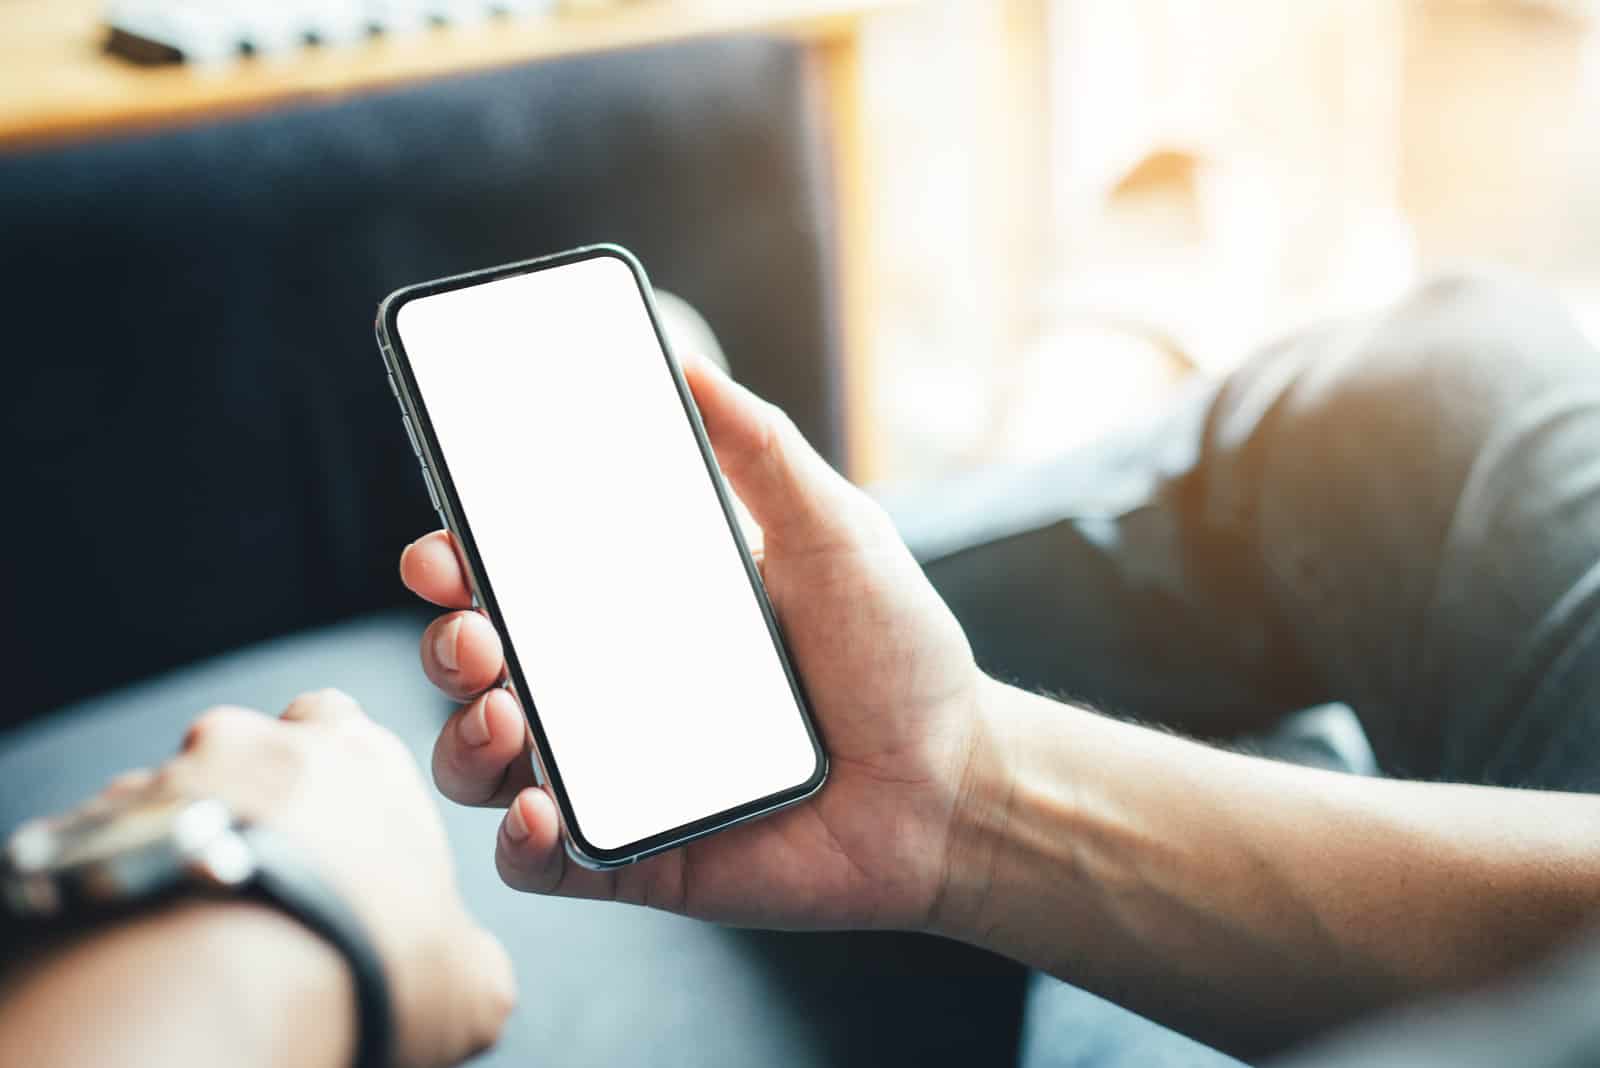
4, 792, 234, 913
46, 795, 203, 868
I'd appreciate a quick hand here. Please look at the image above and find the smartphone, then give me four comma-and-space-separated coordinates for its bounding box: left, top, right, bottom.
374, 245, 827, 869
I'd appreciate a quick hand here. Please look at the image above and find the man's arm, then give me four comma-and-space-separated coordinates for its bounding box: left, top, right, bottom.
405, 354, 1600, 1057
0, 902, 352, 1068
0, 691, 515, 1068
938, 677, 1600, 1056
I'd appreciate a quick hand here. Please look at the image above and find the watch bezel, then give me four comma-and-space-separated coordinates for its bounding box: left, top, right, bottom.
2, 794, 253, 918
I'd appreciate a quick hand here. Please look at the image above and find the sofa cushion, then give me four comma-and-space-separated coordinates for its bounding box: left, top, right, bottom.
0, 37, 843, 726
0, 612, 1022, 1067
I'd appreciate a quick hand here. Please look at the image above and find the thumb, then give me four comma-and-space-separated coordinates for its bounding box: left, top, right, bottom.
681, 354, 865, 552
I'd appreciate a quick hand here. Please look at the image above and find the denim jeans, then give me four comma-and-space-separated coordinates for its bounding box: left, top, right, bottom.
886, 271, 1600, 1065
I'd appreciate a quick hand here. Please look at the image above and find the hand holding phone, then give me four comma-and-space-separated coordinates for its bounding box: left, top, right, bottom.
401, 321, 994, 932
381, 248, 828, 869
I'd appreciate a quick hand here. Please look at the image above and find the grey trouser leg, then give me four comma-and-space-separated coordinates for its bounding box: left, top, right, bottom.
1271, 928, 1600, 1068
892, 270, 1600, 789
882, 272, 1600, 1066
0, 614, 1025, 1068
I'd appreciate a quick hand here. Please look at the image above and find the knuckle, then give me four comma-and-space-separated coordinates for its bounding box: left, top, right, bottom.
491, 975, 517, 1025
152, 760, 190, 794
478, 994, 515, 1051
292, 687, 360, 714
474, 943, 517, 1046
255, 740, 316, 814
102, 767, 154, 795
183, 705, 252, 750
273, 730, 316, 774
766, 405, 800, 448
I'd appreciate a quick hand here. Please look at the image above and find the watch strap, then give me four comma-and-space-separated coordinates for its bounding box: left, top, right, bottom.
239, 826, 394, 1068
0, 894, 47, 959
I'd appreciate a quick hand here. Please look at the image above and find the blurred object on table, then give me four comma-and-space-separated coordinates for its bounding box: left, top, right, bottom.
99, 0, 656, 65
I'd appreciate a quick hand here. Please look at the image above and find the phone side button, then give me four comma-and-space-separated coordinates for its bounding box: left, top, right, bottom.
386, 372, 400, 399
420, 465, 442, 510
401, 415, 422, 457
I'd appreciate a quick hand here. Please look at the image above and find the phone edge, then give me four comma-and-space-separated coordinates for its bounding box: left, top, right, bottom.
373, 244, 829, 870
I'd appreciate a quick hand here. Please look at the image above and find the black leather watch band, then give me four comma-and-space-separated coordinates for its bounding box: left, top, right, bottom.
239, 826, 394, 1068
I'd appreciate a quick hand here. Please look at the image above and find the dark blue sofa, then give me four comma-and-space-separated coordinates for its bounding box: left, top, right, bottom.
0, 37, 1023, 1067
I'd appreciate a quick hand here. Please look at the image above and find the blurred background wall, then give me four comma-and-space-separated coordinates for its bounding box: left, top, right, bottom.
854, 0, 1600, 480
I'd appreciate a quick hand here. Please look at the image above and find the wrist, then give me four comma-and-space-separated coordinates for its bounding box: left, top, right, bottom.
137, 900, 356, 1068
928, 674, 1024, 943
170, 899, 358, 1068
0, 898, 354, 1068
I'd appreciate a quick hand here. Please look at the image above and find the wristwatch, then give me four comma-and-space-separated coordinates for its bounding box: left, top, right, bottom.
1, 791, 393, 1068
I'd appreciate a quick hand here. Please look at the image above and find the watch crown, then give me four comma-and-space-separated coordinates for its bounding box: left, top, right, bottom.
5, 820, 54, 873
192, 829, 257, 889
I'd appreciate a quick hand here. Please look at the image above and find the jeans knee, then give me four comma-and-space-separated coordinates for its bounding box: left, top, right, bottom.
1215, 267, 1593, 569
1274, 268, 1595, 464
1379, 267, 1586, 389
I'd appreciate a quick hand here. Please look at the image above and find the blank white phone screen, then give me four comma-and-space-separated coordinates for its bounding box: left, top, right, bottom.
394, 254, 819, 854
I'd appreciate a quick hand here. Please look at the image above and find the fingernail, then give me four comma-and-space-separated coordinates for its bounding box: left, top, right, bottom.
504, 797, 531, 843
458, 701, 491, 748
434, 616, 462, 672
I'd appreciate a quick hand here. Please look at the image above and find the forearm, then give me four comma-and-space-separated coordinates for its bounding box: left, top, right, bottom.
938, 677, 1600, 1055
0, 901, 353, 1068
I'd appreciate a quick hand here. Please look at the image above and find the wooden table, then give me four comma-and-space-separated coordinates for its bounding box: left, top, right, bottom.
0, 0, 904, 480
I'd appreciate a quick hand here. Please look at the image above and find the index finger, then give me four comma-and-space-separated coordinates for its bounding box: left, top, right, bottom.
400, 530, 474, 609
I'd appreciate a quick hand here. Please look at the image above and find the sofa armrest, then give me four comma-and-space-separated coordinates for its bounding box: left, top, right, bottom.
0, 37, 842, 726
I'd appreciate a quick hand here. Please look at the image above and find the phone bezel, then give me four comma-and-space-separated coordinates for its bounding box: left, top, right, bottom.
374, 244, 829, 869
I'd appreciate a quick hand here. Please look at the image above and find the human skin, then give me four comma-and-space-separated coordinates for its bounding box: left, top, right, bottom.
0, 691, 516, 1068
405, 355, 1600, 1056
